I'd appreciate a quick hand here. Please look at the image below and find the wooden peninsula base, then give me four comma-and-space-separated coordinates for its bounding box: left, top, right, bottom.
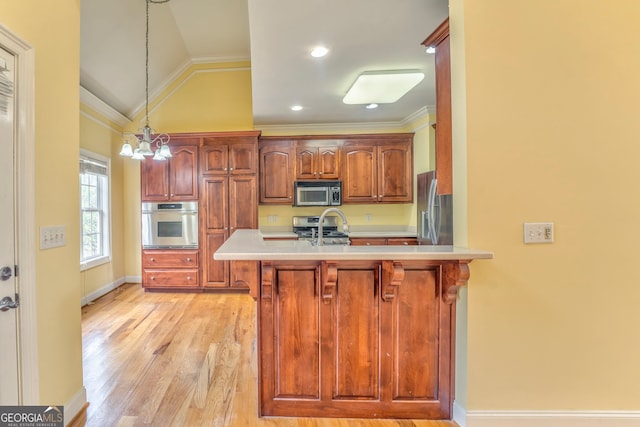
214, 229, 492, 420
258, 259, 469, 419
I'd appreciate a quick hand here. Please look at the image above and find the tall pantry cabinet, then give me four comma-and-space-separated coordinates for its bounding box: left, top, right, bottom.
200, 132, 260, 291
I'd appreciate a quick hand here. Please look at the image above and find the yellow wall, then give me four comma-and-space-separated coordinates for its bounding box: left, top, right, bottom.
122, 63, 254, 277
1, 0, 83, 406
79, 106, 126, 299
461, 0, 640, 410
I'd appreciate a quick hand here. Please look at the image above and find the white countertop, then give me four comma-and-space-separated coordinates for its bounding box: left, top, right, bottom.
215, 229, 493, 261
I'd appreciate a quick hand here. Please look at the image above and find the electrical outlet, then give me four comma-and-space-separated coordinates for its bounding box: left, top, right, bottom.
365, 214, 372, 222
40, 225, 67, 249
524, 222, 554, 244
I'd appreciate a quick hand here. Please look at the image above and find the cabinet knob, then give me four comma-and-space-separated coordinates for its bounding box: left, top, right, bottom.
314, 172, 317, 175
171, 194, 175, 197
151, 276, 155, 280
230, 167, 234, 171
164, 194, 168, 197
150, 257, 155, 262
187, 276, 192, 280
366, 242, 371, 246
230, 226, 234, 230
403, 242, 408, 245
319, 172, 323, 175
186, 257, 192, 262
224, 167, 228, 171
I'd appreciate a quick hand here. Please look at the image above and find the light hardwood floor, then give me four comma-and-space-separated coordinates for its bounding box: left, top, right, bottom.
82, 283, 459, 427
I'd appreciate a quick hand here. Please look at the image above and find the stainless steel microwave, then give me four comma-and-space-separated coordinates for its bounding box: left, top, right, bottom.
141, 202, 198, 248
293, 181, 342, 206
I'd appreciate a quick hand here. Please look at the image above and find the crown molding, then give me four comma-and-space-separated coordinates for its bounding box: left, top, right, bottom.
80, 86, 131, 127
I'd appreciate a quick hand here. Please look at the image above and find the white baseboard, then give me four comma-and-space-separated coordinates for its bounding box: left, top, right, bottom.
453, 400, 466, 427
81, 277, 125, 306
63, 386, 87, 426
125, 275, 141, 284
466, 410, 640, 427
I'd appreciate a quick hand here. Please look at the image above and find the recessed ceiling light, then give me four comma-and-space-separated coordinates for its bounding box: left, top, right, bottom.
310, 46, 329, 58
291, 105, 303, 111
365, 103, 379, 109
342, 70, 425, 104
425, 46, 436, 54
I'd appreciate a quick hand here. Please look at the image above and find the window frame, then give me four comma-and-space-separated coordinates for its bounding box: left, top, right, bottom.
79, 149, 112, 271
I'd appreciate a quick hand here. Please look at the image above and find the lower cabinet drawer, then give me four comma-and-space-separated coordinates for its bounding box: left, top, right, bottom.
143, 269, 199, 287
142, 250, 199, 268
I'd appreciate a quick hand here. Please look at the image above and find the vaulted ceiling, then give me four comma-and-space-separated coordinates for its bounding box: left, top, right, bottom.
80, 0, 449, 126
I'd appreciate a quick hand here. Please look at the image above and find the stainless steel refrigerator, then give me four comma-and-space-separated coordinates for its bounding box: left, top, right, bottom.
417, 171, 453, 245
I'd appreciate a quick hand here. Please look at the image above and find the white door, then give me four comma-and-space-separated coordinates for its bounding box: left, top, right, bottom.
0, 45, 20, 404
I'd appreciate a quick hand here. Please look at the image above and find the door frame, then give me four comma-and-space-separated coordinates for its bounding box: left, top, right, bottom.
0, 24, 38, 405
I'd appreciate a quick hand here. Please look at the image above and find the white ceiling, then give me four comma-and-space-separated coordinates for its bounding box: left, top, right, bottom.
80, 0, 449, 127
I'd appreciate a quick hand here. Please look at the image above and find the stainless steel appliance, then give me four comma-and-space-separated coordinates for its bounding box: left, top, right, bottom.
417, 171, 453, 245
293, 215, 350, 245
293, 181, 342, 207
141, 201, 199, 248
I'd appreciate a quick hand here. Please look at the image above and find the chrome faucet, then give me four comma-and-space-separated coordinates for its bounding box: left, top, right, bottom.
317, 208, 350, 246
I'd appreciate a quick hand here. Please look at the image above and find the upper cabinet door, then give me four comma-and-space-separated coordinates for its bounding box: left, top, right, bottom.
378, 142, 413, 202
317, 145, 341, 179
229, 143, 258, 174
141, 158, 170, 201
342, 143, 377, 203
169, 145, 199, 200
295, 145, 317, 180
259, 141, 294, 204
201, 143, 229, 175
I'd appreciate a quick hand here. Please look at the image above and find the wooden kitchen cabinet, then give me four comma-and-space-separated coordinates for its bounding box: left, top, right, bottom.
202, 174, 258, 289
423, 18, 452, 195
201, 134, 258, 175
259, 140, 294, 204
342, 136, 413, 203
141, 141, 199, 201
259, 259, 454, 419
142, 249, 199, 289
295, 140, 341, 180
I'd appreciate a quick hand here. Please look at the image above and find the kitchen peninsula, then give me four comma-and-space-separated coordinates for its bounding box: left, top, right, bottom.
215, 229, 492, 420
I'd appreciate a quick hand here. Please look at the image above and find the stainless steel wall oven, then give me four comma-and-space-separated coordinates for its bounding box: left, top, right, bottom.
141, 202, 198, 248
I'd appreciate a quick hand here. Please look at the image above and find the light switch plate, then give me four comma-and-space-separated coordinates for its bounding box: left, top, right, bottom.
524, 222, 554, 244
40, 225, 67, 249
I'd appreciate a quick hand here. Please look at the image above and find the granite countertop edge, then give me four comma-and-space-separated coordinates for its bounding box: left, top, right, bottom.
217, 229, 493, 261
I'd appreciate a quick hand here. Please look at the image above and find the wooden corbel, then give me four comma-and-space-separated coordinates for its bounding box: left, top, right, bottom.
322, 262, 338, 304
441, 261, 470, 304
381, 261, 404, 302
261, 262, 274, 301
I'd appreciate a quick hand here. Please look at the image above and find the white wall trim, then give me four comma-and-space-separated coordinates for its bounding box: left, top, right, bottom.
80, 86, 130, 126
81, 277, 126, 307
0, 23, 39, 406
125, 275, 142, 284
63, 387, 87, 427
466, 410, 640, 427
453, 400, 467, 427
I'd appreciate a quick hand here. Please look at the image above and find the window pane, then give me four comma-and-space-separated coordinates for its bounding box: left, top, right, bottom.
79, 152, 110, 264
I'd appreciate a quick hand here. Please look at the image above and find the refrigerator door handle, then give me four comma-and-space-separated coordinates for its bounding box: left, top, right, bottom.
427, 178, 439, 244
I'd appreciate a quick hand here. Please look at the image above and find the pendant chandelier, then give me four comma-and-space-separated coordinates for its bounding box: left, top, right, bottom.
120, 0, 171, 161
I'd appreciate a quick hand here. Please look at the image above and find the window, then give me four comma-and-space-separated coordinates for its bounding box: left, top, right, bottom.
80, 150, 111, 270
